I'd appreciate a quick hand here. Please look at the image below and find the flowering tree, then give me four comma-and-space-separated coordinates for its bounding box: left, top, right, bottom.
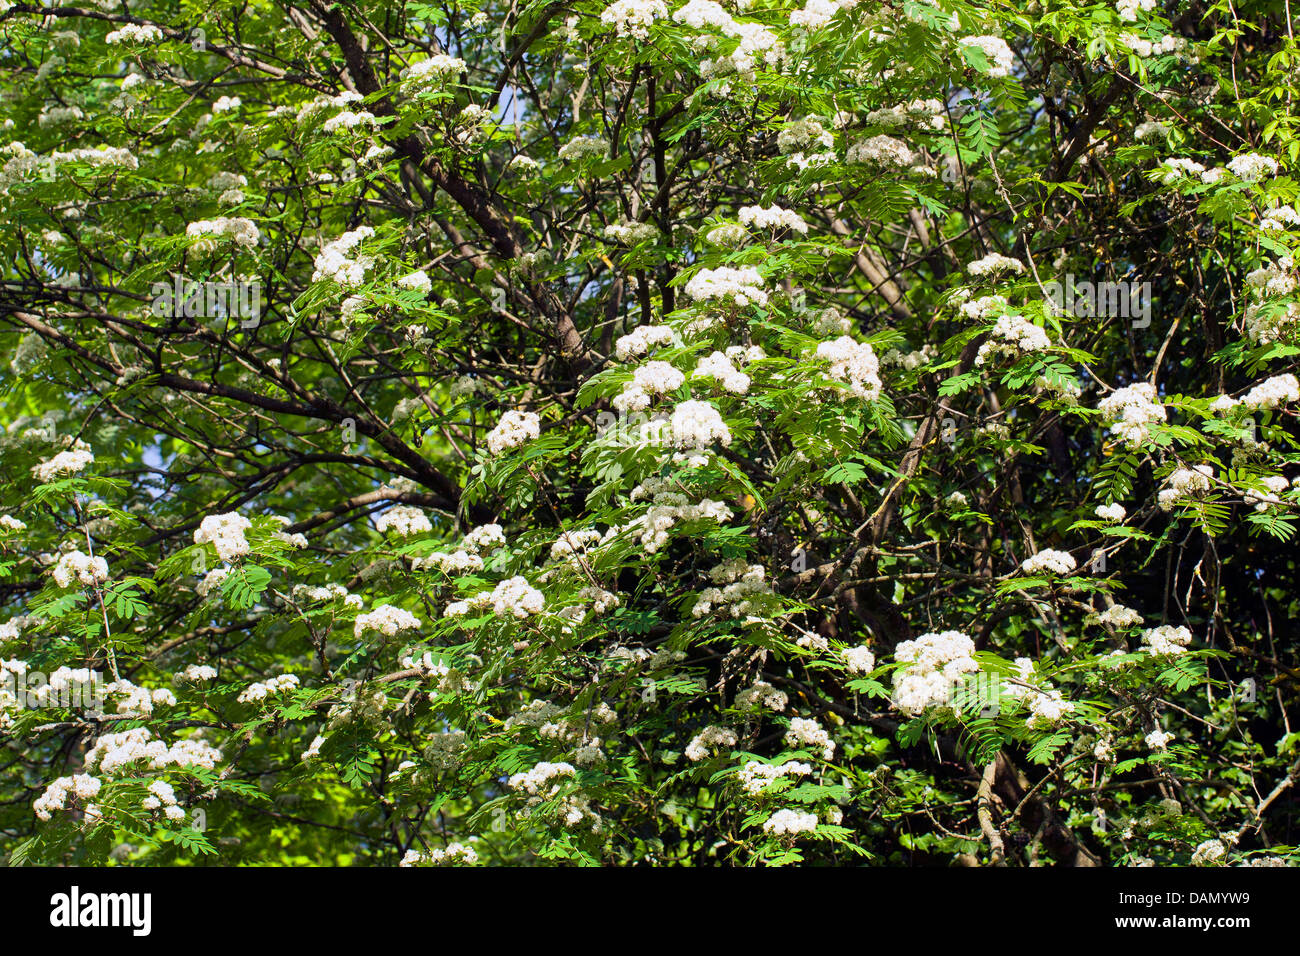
1, 0, 1298, 868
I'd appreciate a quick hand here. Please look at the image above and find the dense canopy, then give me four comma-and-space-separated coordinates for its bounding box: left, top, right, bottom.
1, 0, 1299, 867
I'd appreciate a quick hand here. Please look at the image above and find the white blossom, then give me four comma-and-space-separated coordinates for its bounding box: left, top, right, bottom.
194, 512, 252, 563
600, 0, 668, 39
51, 550, 109, 589
1021, 548, 1077, 576
355, 604, 421, 638
814, 336, 882, 401
486, 410, 541, 455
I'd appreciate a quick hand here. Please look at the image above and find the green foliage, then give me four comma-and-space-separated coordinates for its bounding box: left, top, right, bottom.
0, 0, 1297, 871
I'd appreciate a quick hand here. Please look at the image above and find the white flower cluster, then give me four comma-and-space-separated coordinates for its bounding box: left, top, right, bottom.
1095, 503, 1127, 523
788, 0, 858, 30
207, 170, 247, 204
613, 360, 686, 413
762, 807, 819, 836
1243, 258, 1300, 343
1157, 465, 1213, 511
105, 24, 164, 44
506, 699, 565, 730
354, 604, 421, 638
959, 293, 1010, 320
1146, 728, 1174, 750
891, 630, 980, 716
621, 489, 733, 552
312, 226, 375, 287
103, 679, 175, 717
777, 116, 834, 155
32, 440, 94, 483
675, 0, 785, 74
1191, 838, 1230, 866
456, 523, 503, 555
1098, 382, 1167, 446
375, 504, 432, 537
692, 350, 750, 394
401, 651, 450, 685
692, 559, 772, 618
1021, 548, 1077, 576
865, 98, 946, 131
275, 528, 307, 550
842, 645, 876, 675
450, 375, 482, 400
1155, 157, 1220, 184
186, 217, 259, 251
362, 144, 394, 166
34, 774, 102, 820
997, 659, 1076, 727
1142, 624, 1192, 656
413, 550, 484, 575
422, 730, 467, 770
1024, 688, 1075, 726
1244, 475, 1291, 512
49, 145, 136, 172
85, 727, 222, 775
507, 153, 539, 176
51, 550, 109, 589
558, 586, 621, 626
485, 410, 540, 455
38, 105, 83, 127
194, 511, 252, 563
683, 265, 768, 308
960, 35, 1015, 77
685, 724, 738, 761
784, 717, 835, 760
237, 674, 300, 703
975, 314, 1052, 366
579, 585, 620, 615
615, 324, 675, 361
1240, 373, 1299, 411
176, 664, 218, 683
672, 0, 734, 31
400, 843, 479, 867
604, 218, 659, 244
1116, 0, 1155, 20
967, 253, 1025, 277
1093, 604, 1144, 628
734, 680, 788, 711
508, 761, 576, 796
321, 109, 377, 134
1258, 205, 1300, 231
1226, 152, 1280, 183
142, 780, 186, 821
668, 399, 732, 449
396, 270, 431, 294
738, 204, 808, 234
737, 760, 812, 795
1134, 119, 1169, 140
846, 134, 915, 168
601, 0, 668, 39
703, 224, 750, 249
402, 54, 466, 88
291, 583, 363, 608
445, 576, 545, 619
557, 135, 608, 163
549, 529, 603, 563
806, 307, 851, 337
814, 336, 882, 401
